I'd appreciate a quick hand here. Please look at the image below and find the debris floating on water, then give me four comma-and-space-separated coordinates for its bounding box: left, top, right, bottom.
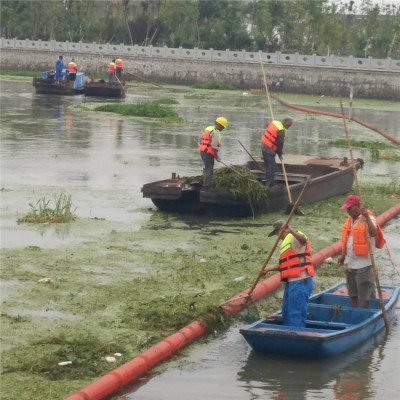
38, 278, 53, 284
58, 361, 72, 366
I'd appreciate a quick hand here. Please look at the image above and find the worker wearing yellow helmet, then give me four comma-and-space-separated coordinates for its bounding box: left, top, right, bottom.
198, 117, 228, 188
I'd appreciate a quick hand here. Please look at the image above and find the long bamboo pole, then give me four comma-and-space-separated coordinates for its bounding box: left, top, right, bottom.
259, 52, 274, 120
339, 99, 390, 334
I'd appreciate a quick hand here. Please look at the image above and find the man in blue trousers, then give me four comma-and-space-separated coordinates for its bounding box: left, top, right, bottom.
261, 220, 314, 327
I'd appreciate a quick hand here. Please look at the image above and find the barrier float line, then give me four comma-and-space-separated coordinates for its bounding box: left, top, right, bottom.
64, 201, 400, 400
269, 94, 400, 145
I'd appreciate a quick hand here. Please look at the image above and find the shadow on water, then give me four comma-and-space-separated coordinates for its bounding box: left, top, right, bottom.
146, 211, 271, 234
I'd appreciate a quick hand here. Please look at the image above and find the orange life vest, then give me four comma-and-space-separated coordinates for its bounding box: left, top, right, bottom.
341, 210, 385, 256
108, 62, 116, 73
68, 62, 77, 73
199, 126, 219, 157
262, 120, 284, 152
116, 58, 122, 68
279, 233, 314, 281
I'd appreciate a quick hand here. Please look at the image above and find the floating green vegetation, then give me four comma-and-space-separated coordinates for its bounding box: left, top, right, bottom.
2, 333, 124, 381
371, 149, 400, 161
94, 98, 183, 122
329, 138, 394, 150
191, 81, 236, 90
212, 167, 268, 216
328, 139, 398, 160
184, 93, 210, 100
0, 70, 39, 77
17, 193, 76, 224
374, 180, 400, 196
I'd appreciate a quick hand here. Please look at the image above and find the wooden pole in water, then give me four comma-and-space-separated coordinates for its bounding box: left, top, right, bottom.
339, 98, 390, 334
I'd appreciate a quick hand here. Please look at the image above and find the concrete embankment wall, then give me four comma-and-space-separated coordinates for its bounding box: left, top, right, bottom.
1, 48, 399, 100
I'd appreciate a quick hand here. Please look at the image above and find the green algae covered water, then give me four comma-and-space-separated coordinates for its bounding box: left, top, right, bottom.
1, 78, 399, 400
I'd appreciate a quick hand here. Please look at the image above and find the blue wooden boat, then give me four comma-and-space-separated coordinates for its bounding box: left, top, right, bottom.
240, 282, 399, 358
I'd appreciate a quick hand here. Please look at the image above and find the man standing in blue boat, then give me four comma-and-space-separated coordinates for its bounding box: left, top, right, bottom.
261, 220, 314, 327
337, 195, 384, 309
199, 117, 228, 188
261, 117, 292, 187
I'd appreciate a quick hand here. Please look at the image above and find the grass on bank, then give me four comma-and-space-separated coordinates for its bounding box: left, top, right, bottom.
0, 70, 40, 77
93, 98, 184, 123
17, 193, 76, 224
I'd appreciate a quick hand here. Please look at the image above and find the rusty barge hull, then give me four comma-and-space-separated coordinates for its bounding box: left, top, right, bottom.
84, 82, 126, 98
32, 78, 84, 95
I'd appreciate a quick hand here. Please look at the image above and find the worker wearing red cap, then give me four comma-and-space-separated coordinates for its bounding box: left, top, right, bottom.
337, 195, 378, 308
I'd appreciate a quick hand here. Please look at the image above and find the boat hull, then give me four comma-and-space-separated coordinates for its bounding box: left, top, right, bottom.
141, 156, 361, 216
240, 282, 399, 358
84, 82, 126, 98
33, 71, 85, 95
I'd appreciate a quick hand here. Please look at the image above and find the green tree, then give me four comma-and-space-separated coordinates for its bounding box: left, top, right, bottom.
159, 0, 200, 47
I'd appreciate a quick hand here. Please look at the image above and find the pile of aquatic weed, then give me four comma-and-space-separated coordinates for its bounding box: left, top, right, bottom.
211, 167, 268, 215
93, 98, 184, 123
17, 193, 76, 224
191, 81, 236, 90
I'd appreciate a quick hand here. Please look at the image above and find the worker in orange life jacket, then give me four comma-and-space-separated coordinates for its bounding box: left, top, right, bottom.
108, 59, 116, 84
261, 220, 314, 327
198, 117, 228, 188
115, 58, 123, 80
261, 117, 292, 187
337, 195, 380, 308
67, 59, 78, 85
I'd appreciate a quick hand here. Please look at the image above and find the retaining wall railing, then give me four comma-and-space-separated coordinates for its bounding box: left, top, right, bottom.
1, 37, 399, 72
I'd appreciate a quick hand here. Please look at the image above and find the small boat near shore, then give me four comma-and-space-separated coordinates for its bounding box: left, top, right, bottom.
84, 80, 126, 98
240, 282, 399, 358
141, 155, 362, 216
33, 71, 85, 95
